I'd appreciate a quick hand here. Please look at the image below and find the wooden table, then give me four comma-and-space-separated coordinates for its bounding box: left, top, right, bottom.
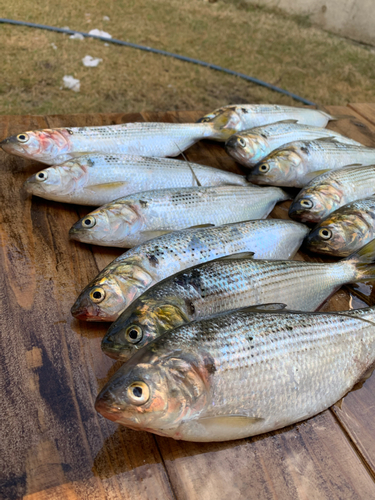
2, 105, 375, 500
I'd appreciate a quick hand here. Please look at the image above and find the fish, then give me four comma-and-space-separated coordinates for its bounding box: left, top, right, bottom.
23, 154, 249, 206
0, 122, 216, 165
95, 305, 375, 442
102, 239, 375, 361
225, 121, 362, 168
71, 219, 309, 322
304, 198, 375, 257
289, 165, 375, 224
69, 184, 290, 247
102, 240, 375, 361
246, 138, 375, 187
197, 104, 333, 141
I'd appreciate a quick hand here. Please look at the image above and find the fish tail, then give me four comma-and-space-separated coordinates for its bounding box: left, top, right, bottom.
277, 187, 293, 202
344, 239, 375, 281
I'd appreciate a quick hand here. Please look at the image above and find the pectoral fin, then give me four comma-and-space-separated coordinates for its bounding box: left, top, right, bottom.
218, 251, 255, 260
140, 230, 173, 239
241, 303, 287, 312
304, 169, 332, 181
197, 415, 264, 431
89, 181, 127, 192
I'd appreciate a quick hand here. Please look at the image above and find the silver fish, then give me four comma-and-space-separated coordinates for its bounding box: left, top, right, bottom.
289, 165, 375, 223
225, 121, 361, 168
69, 184, 289, 247
0, 122, 215, 164
96, 305, 375, 442
23, 154, 249, 206
304, 198, 375, 257
246, 138, 375, 187
102, 239, 375, 361
71, 219, 309, 322
197, 104, 333, 141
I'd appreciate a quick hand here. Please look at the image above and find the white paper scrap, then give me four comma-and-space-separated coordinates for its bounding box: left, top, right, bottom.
88, 28, 112, 39
63, 75, 80, 92
70, 33, 84, 40
82, 55, 103, 67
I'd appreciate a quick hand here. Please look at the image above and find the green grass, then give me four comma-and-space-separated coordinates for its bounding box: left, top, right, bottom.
0, 0, 374, 115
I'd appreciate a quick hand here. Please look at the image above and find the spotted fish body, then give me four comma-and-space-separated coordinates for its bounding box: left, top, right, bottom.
23, 154, 249, 206
102, 240, 375, 360
69, 184, 289, 247
197, 105, 333, 141
96, 306, 375, 442
305, 197, 375, 257
247, 139, 375, 187
225, 121, 361, 168
0, 122, 215, 165
289, 165, 375, 223
71, 219, 309, 322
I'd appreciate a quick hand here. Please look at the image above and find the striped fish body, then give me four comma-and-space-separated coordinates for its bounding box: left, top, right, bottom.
24, 154, 249, 205
225, 121, 361, 168
103, 240, 375, 360
0, 122, 214, 164
69, 184, 289, 247
289, 165, 375, 223
197, 105, 333, 140
96, 306, 375, 442
71, 219, 309, 322
247, 139, 375, 187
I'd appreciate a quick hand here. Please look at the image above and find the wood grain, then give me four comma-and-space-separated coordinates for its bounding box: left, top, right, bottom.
1, 108, 375, 500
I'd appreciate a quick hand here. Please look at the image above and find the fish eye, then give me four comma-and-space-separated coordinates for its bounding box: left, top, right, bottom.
319, 228, 332, 240
127, 381, 150, 405
258, 163, 269, 173
90, 287, 105, 303
82, 216, 96, 229
238, 137, 247, 148
300, 199, 313, 209
17, 133, 29, 143
200, 117, 211, 123
125, 325, 143, 344
36, 171, 48, 182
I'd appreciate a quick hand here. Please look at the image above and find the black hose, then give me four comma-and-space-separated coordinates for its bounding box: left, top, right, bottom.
0, 18, 316, 106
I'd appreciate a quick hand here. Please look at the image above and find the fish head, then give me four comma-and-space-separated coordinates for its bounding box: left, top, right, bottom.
247, 149, 303, 186
71, 262, 154, 321
288, 192, 328, 224
102, 297, 191, 360
196, 106, 242, 140
95, 343, 210, 436
225, 133, 268, 166
1, 129, 72, 163
24, 159, 91, 198
304, 214, 369, 256
69, 202, 141, 245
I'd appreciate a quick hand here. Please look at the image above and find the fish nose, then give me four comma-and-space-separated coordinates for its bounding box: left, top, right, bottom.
102, 332, 115, 348
225, 136, 238, 151
71, 300, 88, 320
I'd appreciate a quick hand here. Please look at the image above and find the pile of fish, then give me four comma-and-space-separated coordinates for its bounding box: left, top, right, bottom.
4, 103, 375, 443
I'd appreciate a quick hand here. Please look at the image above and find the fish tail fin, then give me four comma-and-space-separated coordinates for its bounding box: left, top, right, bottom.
344, 239, 375, 281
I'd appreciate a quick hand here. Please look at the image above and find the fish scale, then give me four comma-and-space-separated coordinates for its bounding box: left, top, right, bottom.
289, 165, 375, 223
24, 154, 249, 205
225, 121, 362, 168
104, 249, 375, 361
69, 184, 289, 247
247, 139, 375, 187
71, 219, 309, 322
96, 307, 375, 441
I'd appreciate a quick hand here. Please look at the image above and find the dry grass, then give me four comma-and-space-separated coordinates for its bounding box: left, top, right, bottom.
1, 0, 375, 115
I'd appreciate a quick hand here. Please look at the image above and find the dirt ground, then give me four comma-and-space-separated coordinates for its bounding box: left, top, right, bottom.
1, 0, 375, 116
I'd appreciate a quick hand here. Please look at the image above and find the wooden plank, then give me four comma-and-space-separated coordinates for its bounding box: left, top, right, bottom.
2, 109, 375, 500
156, 411, 375, 500
348, 104, 375, 128
0, 116, 175, 500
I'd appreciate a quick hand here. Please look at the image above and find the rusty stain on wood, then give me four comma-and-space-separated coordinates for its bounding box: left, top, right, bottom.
1, 107, 375, 499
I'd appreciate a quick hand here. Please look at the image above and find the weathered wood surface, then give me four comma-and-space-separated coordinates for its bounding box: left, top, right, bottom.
1, 107, 375, 500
